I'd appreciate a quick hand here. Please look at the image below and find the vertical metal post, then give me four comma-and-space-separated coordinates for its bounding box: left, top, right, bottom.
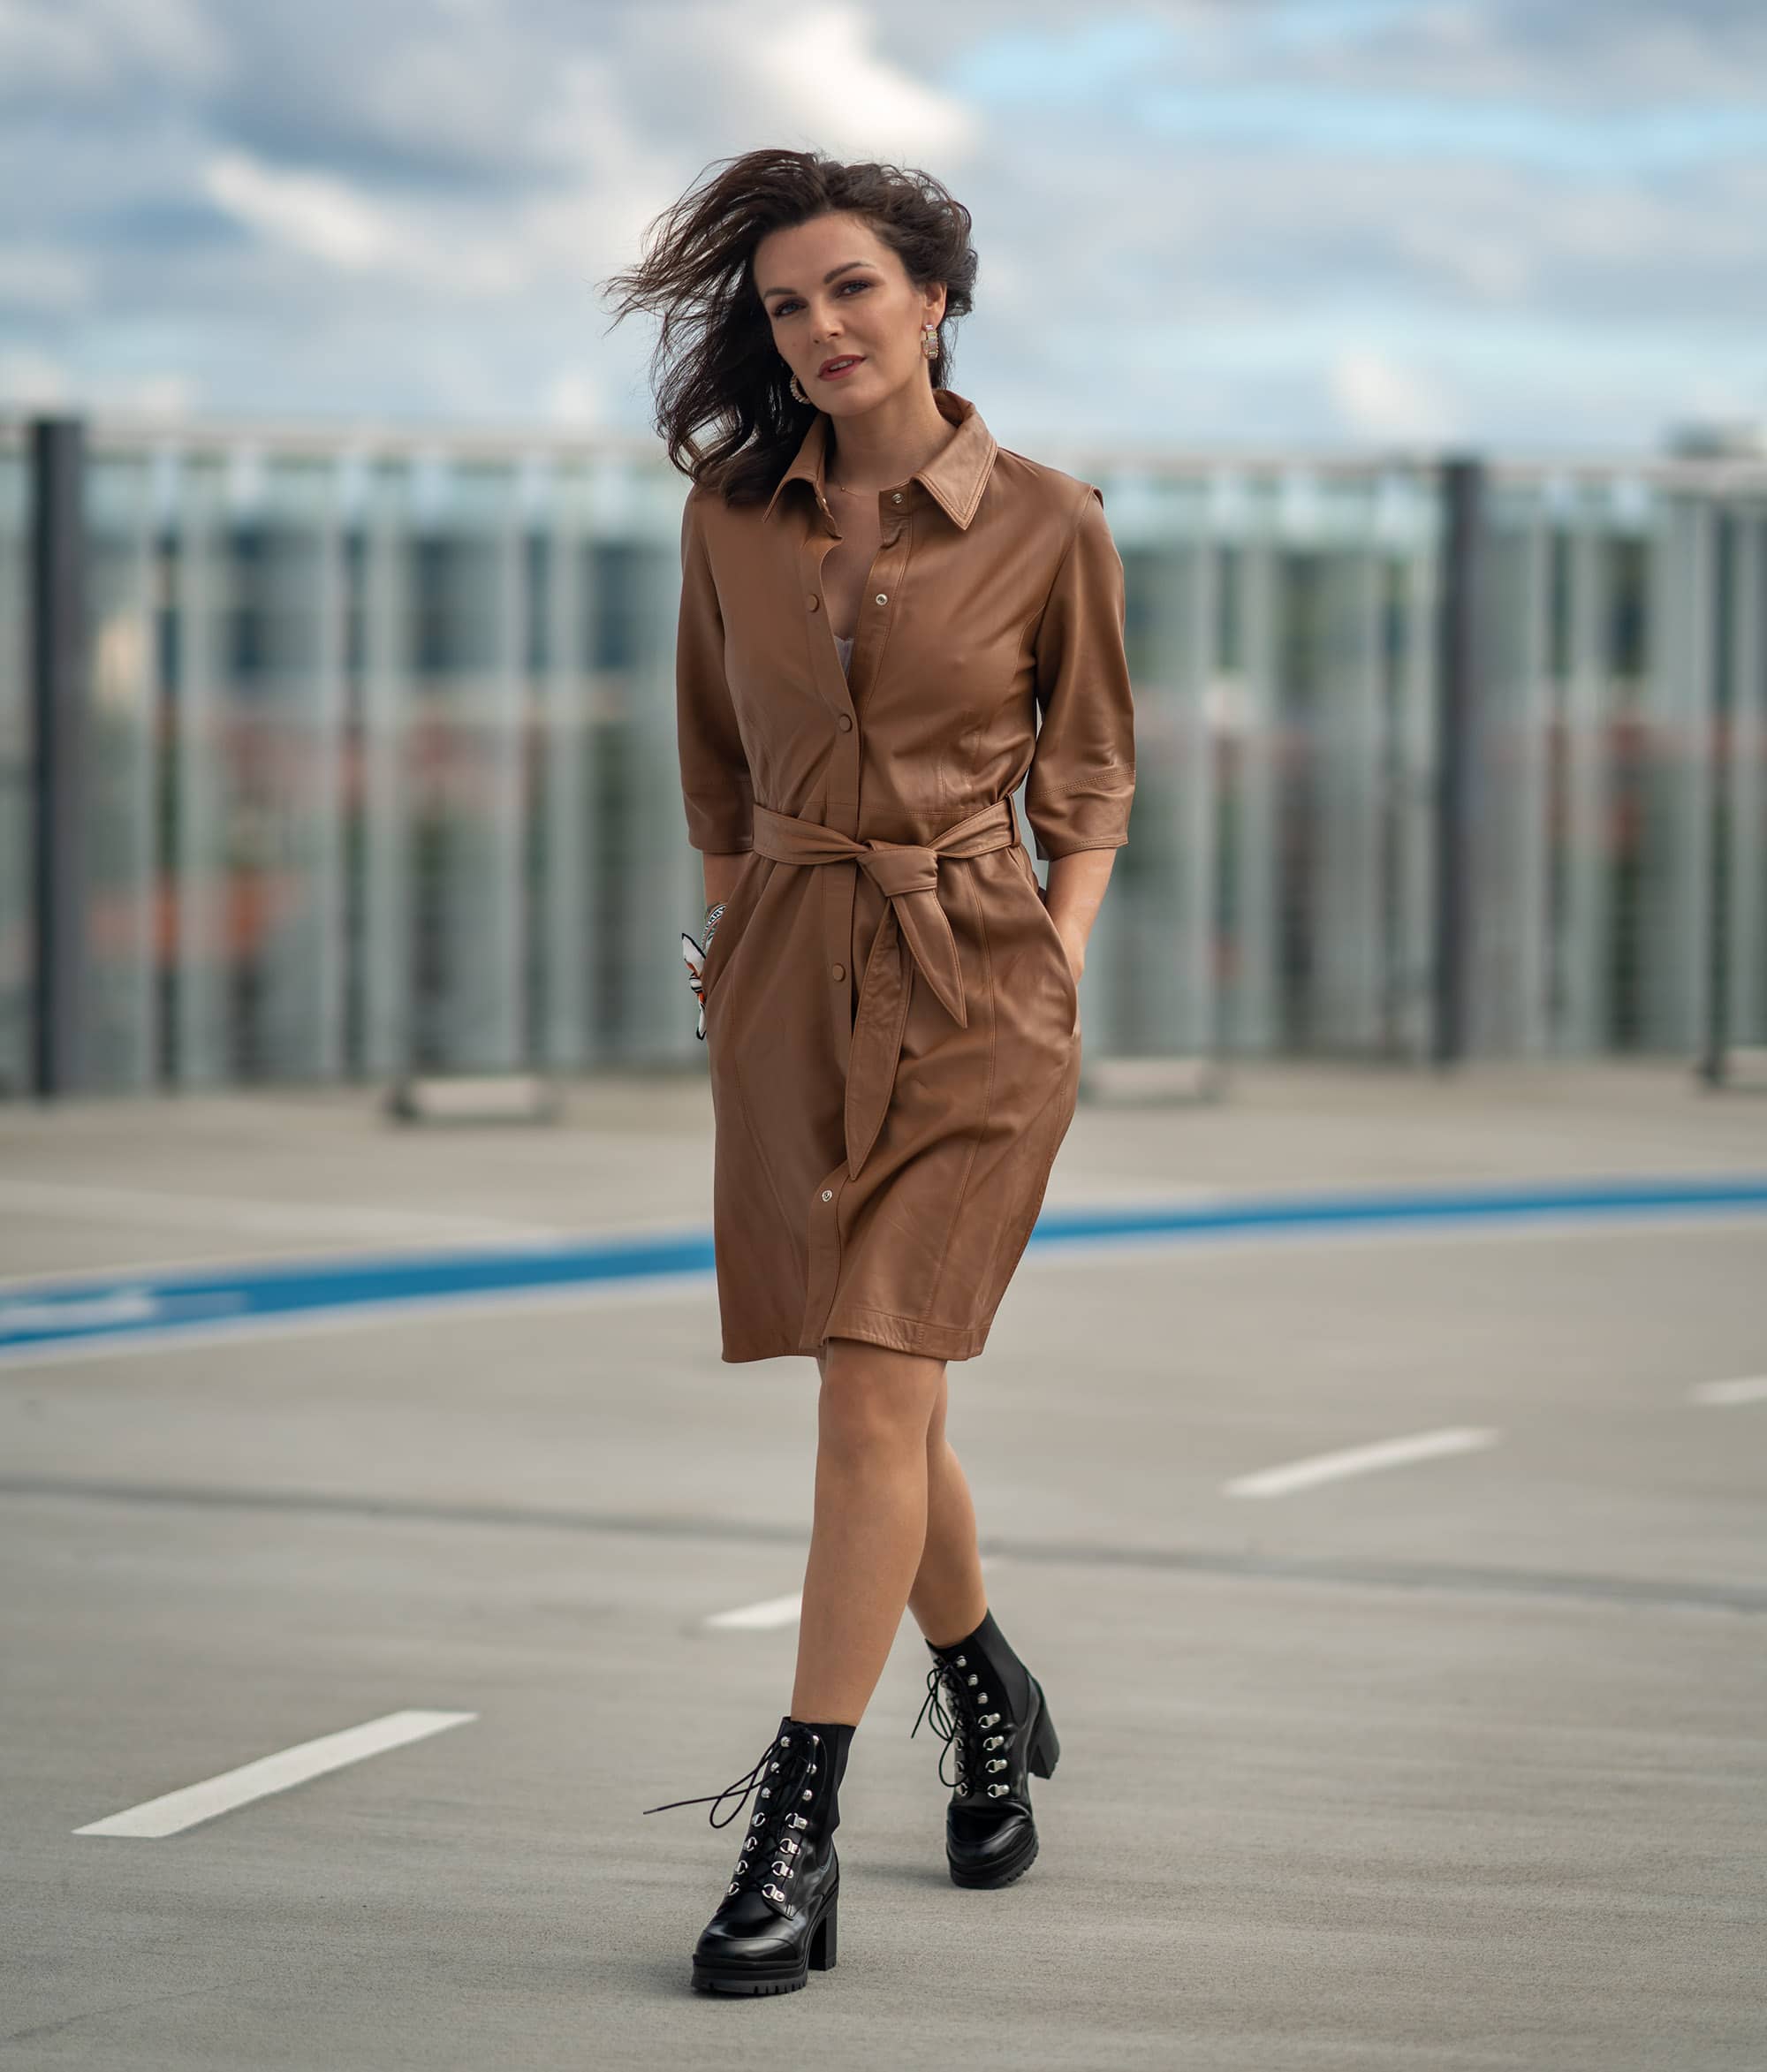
1432, 455, 1485, 1066
1698, 507, 1735, 1087
29, 415, 87, 1098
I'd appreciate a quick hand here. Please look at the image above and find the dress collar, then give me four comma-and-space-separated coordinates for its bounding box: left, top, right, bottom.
762, 385, 998, 534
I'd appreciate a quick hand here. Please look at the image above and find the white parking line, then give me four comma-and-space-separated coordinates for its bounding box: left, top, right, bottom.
1691, 1375, 1767, 1405
1224, 1426, 1501, 1498
707, 1557, 997, 1632
706, 1592, 804, 1630
72, 1709, 476, 1838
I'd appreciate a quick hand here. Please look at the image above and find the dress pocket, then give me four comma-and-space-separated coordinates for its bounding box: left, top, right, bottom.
701, 852, 762, 1006
1013, 846, 1080, 1033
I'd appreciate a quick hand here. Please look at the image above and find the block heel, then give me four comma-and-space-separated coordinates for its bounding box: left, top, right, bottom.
1027, 1681, 1060, 1779
808, 1887, 838, 1970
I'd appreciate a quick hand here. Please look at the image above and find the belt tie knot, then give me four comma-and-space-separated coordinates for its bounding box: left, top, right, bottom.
749, 798, 1019, 1179
856, 843, 939, 902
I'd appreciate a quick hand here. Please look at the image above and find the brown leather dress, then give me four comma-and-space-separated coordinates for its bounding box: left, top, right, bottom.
677, 387, 1135, 1362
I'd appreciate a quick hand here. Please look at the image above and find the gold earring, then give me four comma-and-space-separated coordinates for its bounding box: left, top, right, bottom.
922, 323, 938, 361
789, 371, 808, 403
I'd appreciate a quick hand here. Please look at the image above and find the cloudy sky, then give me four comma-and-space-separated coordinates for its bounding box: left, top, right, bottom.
2, 0, 1763, 456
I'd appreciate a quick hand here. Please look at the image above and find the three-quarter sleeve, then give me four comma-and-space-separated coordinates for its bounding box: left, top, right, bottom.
1024, 482, 1137, 862
676, 486, 755, 854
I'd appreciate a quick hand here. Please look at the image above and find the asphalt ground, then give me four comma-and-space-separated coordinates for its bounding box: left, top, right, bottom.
2, 1060, 1764, 2069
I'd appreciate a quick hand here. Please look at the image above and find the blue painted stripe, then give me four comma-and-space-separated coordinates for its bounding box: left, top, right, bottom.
1031, 1174, 1767, 1242
2, 1175, 1764, 1358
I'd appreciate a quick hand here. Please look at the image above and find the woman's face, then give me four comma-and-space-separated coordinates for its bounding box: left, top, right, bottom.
755, 211, 944, 416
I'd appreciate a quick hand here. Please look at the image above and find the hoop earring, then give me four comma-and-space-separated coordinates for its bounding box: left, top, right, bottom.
922, 323, 938, 361
789, 372, 808, 403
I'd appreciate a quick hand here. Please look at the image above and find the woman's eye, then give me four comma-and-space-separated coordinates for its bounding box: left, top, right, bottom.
772, 280, 869, 318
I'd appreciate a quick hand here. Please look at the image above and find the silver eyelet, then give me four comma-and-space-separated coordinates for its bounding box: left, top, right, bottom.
978, 1691, 990, 1703
762, 1882, 785, 1902
966, 1674, 978, 1686
989, 1783, 1009, 1797
985, 1735, 1003, 1749
772, 1860, 788, 1875
779, 1736, 791, 1747
727, 1880, 739, 1894
954, 1655, 967, 1666
801, 1789, 812, 1801
987, 1758, 1006, 1772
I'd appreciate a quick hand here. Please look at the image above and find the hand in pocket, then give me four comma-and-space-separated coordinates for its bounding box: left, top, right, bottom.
680, 930, 709, 1041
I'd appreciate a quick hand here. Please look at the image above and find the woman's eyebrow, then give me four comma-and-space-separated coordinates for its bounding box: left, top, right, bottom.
762, 261, 871, 300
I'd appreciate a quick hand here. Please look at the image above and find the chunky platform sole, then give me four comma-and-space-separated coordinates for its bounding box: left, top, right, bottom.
946, 1679, 1061, 1890
690, 1888, 838, 1995
950, 1829, 1039, 1889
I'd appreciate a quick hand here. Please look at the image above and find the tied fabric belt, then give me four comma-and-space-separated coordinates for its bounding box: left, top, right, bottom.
750, 796, 1020, 1180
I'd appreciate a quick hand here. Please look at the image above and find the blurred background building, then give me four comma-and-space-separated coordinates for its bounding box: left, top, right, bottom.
2, 2, 1764, 1097
4, 416, 1763, 1095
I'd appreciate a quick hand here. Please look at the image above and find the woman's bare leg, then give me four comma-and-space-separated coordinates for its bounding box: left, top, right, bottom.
907, 1365, 990, 1648
792, 1337, 945, 1723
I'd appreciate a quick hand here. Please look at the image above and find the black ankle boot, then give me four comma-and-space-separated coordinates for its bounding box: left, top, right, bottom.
643, 1713, 855, 1995
912, 1608, 1059, 1888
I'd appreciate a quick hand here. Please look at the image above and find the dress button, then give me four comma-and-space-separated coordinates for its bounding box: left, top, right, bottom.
891, 491, 902, 504
808, 596, 819, 611
837, 713, 852, 730
874, 592, 887, 605
821, 1188, 833, 1203
831, 963, 845, 981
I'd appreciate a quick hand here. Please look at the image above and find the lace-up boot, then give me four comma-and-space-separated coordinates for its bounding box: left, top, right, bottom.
911, 1607, 1059, 1888
643, 1713, 855, 1995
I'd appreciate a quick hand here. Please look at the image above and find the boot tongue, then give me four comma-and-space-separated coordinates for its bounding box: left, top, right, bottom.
933, 1611, 1033, 1725
792, 1716, 857, 1799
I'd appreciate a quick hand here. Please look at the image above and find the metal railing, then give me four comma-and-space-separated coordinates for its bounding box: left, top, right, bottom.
2, 413, 1763, 1097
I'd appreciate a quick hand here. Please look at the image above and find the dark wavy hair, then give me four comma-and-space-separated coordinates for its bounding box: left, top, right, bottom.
599, 147, 978, 507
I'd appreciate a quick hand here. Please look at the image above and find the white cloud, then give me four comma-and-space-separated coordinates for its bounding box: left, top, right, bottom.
0, 347, 71, 407
201, 148, 535, 296
3, 0, 1763, 446
91, 369, 199, 420
0, 244, 92, 312
0, 0, 222, 103
544, 368, 603, 428
1329, 347, 1460, 440
202, 149, 389, 271
755, 1, 979, 158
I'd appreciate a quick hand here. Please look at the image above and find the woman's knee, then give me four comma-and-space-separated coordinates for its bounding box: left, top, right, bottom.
818, 1336, 943, 1456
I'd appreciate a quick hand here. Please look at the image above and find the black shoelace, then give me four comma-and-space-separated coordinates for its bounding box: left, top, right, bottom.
911, 1658, 1007, 1796
642, 1727, 823, 1910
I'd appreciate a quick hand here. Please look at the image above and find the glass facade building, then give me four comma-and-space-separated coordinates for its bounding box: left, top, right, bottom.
1, 415, 1763, 1097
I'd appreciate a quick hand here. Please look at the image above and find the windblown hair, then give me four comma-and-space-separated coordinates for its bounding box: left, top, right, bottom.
600, 148, 978, 507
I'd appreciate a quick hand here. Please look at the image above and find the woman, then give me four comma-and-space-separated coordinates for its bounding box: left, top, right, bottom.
603, 148, 1134, 1997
